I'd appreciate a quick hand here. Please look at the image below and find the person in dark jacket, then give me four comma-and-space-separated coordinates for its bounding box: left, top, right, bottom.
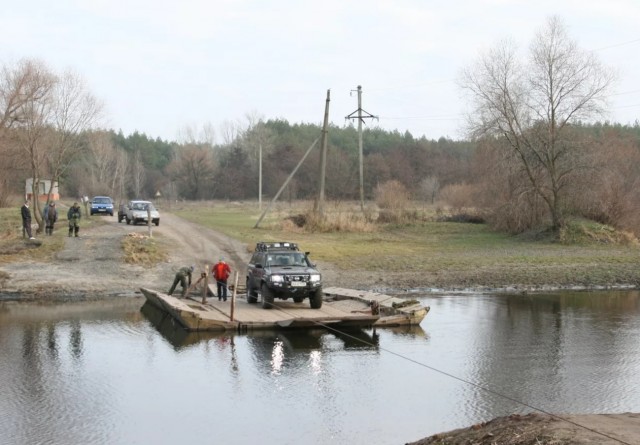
67, 202, 82, 237
168, 265, 194, 298
21, 201, 34, 240
44, 202, 58, 235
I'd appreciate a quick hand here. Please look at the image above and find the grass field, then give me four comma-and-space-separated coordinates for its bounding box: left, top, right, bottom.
172, 200, 640, 289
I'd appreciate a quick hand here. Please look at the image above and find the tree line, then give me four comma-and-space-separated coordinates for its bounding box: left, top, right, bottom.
2, 16, 640, 237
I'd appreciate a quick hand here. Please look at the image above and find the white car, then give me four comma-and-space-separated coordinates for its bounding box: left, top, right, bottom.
125, 200, 160, 226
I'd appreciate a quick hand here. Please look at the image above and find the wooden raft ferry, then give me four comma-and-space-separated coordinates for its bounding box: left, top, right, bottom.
140, 286, 429, 332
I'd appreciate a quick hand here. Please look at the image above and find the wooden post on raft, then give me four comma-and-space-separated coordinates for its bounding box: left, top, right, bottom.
201, 264, 209, 304
147, 206, 152, 238
230, 271, 239, 321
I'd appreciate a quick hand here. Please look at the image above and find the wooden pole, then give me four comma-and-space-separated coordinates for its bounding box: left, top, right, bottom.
259, 143, 263, 211
147, 206, 152, 238
230, 271, 239, 321
316, 89, 330, 215
82, 196, 89, 218
201, 264, 209, 304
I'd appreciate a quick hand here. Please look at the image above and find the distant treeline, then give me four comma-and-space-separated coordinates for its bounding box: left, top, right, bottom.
3, 118, 640, 234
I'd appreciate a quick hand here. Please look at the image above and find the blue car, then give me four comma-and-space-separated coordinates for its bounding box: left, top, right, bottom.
90, 196, 114, 216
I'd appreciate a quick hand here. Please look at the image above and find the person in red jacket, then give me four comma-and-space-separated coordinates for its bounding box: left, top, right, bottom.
212, 257, 231, 301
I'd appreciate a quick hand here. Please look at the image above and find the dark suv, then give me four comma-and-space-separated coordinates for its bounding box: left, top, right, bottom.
246, 242, 323, 309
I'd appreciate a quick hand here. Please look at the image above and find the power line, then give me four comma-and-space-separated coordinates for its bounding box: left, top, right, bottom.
609, 89, 640, 97
257, 298, 633, 445
379, 115, 463, 121
368, 78, 455, 93
614, 103, 640, 110
592, 38, 640, 52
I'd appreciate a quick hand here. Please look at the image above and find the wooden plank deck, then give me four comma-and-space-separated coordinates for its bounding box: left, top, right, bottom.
140, 286, 429, 332
141, 288, 380, 332
323, 287, 430, 326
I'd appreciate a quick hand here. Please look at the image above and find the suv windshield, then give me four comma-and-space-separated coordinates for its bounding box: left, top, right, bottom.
265, 252, 308, 267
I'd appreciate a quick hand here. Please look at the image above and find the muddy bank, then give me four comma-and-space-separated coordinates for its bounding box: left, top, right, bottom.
407, 412, 640, 445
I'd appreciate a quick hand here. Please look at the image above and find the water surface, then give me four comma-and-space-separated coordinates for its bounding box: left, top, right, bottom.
1, 291, 639, 444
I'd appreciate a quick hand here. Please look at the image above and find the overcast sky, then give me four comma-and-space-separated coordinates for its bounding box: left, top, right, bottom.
1, 0, 639, 142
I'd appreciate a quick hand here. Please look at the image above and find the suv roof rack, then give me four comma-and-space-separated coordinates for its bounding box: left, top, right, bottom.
255, 241, 299, 252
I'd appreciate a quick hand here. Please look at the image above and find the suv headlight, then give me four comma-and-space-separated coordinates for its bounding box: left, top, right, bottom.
270, 275, 283, 283
309, 274, 321, 283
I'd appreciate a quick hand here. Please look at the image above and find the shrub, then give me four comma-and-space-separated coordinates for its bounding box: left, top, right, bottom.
438, 183, 476, 210
279, 202, 377, 233
374, 180, 410, 211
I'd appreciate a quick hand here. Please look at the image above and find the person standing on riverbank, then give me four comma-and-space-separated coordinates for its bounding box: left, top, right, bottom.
213, 257, 231, 301
67, 202, 81, 237
20, 201, 35, 240
44, 202, 58, 235
168, 265, 194, 298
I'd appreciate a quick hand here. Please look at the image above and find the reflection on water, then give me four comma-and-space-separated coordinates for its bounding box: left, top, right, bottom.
1, 291, 639, 445
140, 301, 223, 349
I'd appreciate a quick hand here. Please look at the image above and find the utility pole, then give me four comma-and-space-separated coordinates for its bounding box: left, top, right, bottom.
258, 143, 263, 210
316, 89, 330, 216
346, 85, 377, 212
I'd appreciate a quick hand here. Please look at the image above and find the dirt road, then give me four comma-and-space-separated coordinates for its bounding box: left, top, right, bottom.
0, 213, 252, 300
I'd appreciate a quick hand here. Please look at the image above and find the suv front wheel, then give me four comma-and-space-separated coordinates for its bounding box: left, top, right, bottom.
246, 278, 257, 304
261, 284, 274, 309
310, 288, 323, 309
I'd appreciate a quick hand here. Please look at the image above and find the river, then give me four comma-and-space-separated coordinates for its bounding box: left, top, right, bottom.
1, 290, 639, 445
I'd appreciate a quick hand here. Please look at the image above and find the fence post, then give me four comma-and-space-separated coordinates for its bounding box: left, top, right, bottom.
230, 271, 239, 322
202, 264, 209, 304
147, 207, 152, 238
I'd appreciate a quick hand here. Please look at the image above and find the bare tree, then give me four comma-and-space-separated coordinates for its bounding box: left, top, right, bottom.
112, 146, 129, 201
46, 70, 103, 203
0, 60, 54, 211
460, 16, 614, 229
86, 131, 129, 199
219, 119, 240, 146
419, 176, 440, 204
176, 122, 216, 147
167, 145, 215, 199
131, 151, 146, 198
9, 60, 56, 229
0, 59, 52, 134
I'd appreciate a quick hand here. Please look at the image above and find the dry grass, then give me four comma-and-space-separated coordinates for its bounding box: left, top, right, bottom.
121, 233, 169, 267
559, 219, 638, 246
283, 207, 377, 232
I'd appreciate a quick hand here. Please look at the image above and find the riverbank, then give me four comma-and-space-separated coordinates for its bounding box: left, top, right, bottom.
407, 412, 640, 445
